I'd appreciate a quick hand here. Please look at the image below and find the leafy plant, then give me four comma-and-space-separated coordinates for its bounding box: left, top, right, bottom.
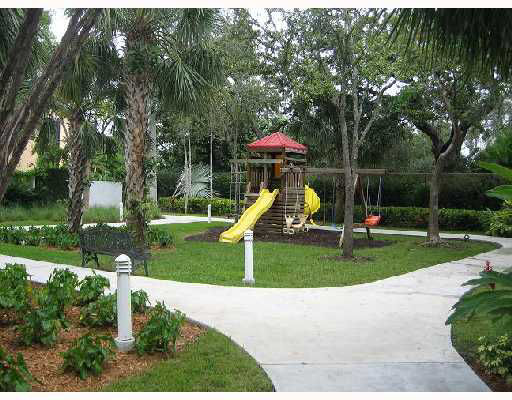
477, 335, 512, 382
79, 294, 117, 327
75, 272, 110, 306
135, 302, 185, 355
61, 333, 114, 380
40, 268, 79, 321
446, 269, 512, 326
131, 289, 150, 313
0, 345, 35, 392
487, 208, 512, 237
0, 264, 31, 313
18, 305, 62, 347
479, 162, 512, 201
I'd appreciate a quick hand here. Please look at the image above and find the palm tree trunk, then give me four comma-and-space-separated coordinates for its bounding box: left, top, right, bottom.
125, 72, 150, 246
67, 113, 89, 233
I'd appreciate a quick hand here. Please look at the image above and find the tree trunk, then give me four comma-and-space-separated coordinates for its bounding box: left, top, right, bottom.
125, 72, 150, 246
147, 111, 157, 202
427, 161, 444, 244
342, 168, 355, 258
335, 175, 345, 224
67, 114, 89, 233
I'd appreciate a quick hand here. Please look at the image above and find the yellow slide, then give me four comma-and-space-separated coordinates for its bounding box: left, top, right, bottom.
304, 184, 320, 223
219, 189, 279, 243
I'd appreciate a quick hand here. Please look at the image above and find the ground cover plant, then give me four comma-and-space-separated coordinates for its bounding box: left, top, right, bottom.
0, 222, 498, 288
0, 223, 173, 250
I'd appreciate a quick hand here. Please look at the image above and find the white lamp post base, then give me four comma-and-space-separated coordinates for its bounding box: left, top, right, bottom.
115, 336, 135, 352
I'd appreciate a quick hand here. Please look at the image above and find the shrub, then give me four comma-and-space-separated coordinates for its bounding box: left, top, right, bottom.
446, 270, 512, 326
18, 305, 62, 347
61, 333, 114, 380
147, 227, 174, 247
0, 345, 35, 392
0, 264, 31, 313
41, 268, 79, 321
75, 272, 110, 306
477, 335, 512, 382
0, 223, 173, 250
487, 208, 512, 238
135, 302, 185, 355
79, 294, 117, 327
337, 205, 492, 232
131, 290, 150, 313
158, 196, 235, 216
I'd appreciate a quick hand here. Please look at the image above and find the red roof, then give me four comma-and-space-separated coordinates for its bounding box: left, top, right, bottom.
247, 132, 307, 154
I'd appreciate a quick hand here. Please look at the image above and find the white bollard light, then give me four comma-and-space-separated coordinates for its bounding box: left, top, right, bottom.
119, 202, 124, 222
114, 254, 134, 352
208, 204, 212, 224
243, 230, 255, 285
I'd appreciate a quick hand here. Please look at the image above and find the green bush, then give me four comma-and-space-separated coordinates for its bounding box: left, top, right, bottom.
0, 223, 173, 250
158, 196, 235, 216
40, 268, 79, 321
487, 208, 512, 237
18, 305, 62, 347
131, 289, 150, 314
61, 333, 114, 380
0, 345, 35, 392
79, 294, 117, 327
0, 264, 31, 313
135, 302, 185, 355
75, 272, 110, 306
337, 205, 492, 232
477, 335, 512, 382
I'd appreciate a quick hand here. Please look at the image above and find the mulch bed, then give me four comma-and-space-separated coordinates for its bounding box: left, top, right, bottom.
186, 226, 393, 249
456, 350, 512, 392
0, 284, 205, 392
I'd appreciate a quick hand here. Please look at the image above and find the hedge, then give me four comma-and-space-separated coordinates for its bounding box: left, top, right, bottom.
158, 197, 236, 216
339, 205, 492, 232
159, 196, 492, 232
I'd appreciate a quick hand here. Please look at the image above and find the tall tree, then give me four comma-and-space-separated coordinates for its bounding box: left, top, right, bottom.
102, 9, 222, 244
56, 37, 120, 232
262, 9, 399, 258
396, 67, 506, 243
0, 8, 102, 202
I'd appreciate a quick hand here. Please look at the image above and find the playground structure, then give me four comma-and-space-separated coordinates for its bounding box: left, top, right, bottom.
220, 132, 320, 243
219, 131, 499, 244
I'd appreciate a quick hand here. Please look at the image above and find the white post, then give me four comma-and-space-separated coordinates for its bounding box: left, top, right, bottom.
208, 204, 212, 224
114, 254, 134, 352
243, 230, 255, 285
119, 202, 123, 222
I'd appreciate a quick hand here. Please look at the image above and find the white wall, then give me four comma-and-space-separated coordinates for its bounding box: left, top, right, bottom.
88, 181, 122, 208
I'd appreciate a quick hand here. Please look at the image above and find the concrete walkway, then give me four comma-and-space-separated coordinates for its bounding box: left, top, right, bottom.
1, 219, 511, 391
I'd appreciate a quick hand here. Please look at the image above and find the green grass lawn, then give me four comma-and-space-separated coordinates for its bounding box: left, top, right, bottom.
0, 222, 498, 288
101, 329, 273, 392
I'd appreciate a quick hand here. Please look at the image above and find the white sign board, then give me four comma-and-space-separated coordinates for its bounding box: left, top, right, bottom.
88, 181, 122, 208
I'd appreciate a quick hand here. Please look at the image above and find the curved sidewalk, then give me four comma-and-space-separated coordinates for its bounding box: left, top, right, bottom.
1, 222, 511, 391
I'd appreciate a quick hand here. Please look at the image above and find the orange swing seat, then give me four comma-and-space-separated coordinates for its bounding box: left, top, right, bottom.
364, 215, 381, 226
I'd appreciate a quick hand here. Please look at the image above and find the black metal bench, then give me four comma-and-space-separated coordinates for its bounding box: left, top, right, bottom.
79, 226, 151, 276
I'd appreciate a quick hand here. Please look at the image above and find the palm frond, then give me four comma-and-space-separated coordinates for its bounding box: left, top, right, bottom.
391, 9, 512, 79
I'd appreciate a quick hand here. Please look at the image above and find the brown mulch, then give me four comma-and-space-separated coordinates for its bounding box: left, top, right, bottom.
0, 287, 205, 392
185, 226, 393, 249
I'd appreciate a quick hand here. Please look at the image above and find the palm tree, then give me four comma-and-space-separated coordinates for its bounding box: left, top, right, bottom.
56, 37, 120, 232
0, 8, 102, 202
101, 9, 222, 244
390, 9, 512, 79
